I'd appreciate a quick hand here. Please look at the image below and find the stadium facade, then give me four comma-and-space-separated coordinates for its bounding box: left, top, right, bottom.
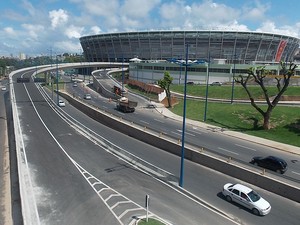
80, 30, 300, 85
80, 30, 300, 64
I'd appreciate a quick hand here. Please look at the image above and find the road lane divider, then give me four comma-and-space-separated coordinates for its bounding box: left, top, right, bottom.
54, 90, 300, 203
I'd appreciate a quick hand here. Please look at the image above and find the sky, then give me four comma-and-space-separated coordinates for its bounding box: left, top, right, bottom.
1, 0, 300, 57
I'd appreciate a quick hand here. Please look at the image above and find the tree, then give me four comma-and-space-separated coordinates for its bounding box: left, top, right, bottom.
235, 61, 297, 130
158, 71, 173, 108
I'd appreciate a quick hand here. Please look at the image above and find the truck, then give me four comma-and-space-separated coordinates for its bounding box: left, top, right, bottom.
116, 97, 138, 113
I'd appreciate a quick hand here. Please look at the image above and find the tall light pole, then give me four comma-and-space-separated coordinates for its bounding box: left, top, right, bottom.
178, 55, 183, 85
179, 43, 189, 187
121, 55, 125, 95
48, 47, 53, 67
204, 54, 210, 121
136, 55, 139, 81
231, 51, 236, 104
56, 55, 59, 104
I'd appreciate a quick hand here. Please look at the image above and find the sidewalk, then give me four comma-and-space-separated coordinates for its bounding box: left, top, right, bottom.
151, 101, 300, 156
171, 91, 300, 106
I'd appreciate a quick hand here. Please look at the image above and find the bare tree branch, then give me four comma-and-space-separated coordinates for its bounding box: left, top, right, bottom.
275, 77, 281, 92
236, 62, 297, 129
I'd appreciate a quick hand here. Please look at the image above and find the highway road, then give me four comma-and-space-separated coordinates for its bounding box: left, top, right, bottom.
66, 71, 300, 182
10, 69, 239, 224
7, 67, 300, 225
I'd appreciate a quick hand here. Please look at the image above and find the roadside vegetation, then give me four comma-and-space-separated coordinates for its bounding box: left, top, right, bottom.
128, 82, 300, 147
170, 84, 300, 99
170, 98, 300, 147
170, 84, 300, 147
138, 218, 166, 225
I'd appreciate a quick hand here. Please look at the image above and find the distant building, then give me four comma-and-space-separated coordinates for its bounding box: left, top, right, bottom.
80, 30, 300, 63
19, 53, 26, 60
80, 30, 300, 86
129, 60, 300, 86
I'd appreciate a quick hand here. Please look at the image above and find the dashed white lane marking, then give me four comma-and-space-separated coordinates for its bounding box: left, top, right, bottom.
154, 118, 165, 123
189, 130, 203, 135
192, 126, 208, 134
175, 129, 196, 136
218, 147, 239, 155
291, 171, 300, 176
140, 120, 150, 125
235, 144, 257, 151
171, 131, 181, 136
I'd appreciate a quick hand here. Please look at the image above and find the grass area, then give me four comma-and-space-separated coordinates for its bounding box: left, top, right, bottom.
138, 218, 166, 225
128, 82, 300, 147
170, 84, 300, 99
170, 99, 300, 147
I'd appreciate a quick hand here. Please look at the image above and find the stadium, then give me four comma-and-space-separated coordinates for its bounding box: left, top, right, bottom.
80, 30, 300, 85
80, 30, 300, 63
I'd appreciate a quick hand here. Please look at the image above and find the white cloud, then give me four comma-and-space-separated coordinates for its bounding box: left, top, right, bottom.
71, 0, 119, 17
22, 24, 44, 40
256, 21, 299, 37
1, 0, 300, 57
241, 1, 270, 22
49, 9, 69, 29
90, 26, 101, 34
159, 0, 245, 30
189, 0, 241, 28
64, 25, 84, 39
160, 2, 182, 20
2, 9, 27, 22
21, 0, 36, 17
54, 40, 82, 53
121, 0, 160, 18
4, 27, 16, 36
120, 15, 140, 28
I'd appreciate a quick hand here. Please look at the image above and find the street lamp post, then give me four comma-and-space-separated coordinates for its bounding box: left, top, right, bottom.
122, 56, 125, 95
230, 52, 236, 104
48, 47, 53, 67
179, 43, 189, 187
56, 55, 59, 104
177, 55, 183, 85
179, 63, 182, 85
203, 55, 210, 121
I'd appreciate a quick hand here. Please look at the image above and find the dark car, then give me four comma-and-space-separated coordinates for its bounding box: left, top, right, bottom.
250, 156, 287, 174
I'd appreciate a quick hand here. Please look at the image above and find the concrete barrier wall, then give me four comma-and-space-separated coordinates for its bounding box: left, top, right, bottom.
92, 76, 118, 100
59, 92, 300, 203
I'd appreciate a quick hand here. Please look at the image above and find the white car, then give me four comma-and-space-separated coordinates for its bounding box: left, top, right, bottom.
222, 183, 271, 216
210, 81, 222, 86
84, 93, 91, 100
58, 100, 65, 107
1, 86, 7, 91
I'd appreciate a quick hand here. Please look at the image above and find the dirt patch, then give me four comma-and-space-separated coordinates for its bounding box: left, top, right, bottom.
161, 96, 178, 108
280, 95, 300, 101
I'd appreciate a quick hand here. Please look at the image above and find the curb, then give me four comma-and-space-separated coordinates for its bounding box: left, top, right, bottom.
152, 102, 300, 156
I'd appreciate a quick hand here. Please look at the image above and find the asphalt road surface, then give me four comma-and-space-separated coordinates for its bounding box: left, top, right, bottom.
3, 67, 300, 225
10, 69, 240, 224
